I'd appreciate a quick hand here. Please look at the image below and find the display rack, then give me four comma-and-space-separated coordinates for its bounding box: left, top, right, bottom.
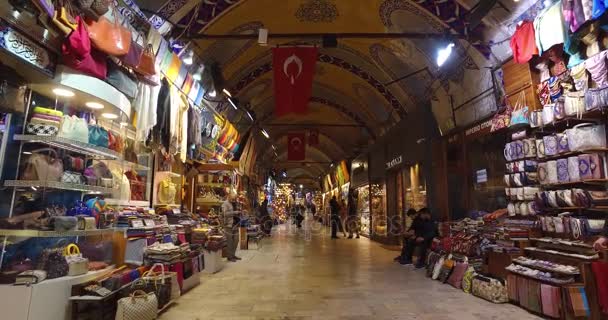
4, 180, 115, 194
13, 134, 122, 159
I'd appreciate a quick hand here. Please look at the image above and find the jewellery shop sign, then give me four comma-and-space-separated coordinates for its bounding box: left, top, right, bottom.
386, 155, 403, 170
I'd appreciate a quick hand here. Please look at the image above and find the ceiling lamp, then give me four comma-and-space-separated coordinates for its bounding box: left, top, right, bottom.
101, 113, 118, 119
246, 110, 254, 121
227, 97, 238, 110
193, 65, 204, 80
182, 50, 194, 65
258, 28, 268, 46
85, 102, 104, 110
436, 43, 455, 67
222, 88, 232, 97
261, 129, 270, 139
209, 90, 217, 97
52, 88, 75, 97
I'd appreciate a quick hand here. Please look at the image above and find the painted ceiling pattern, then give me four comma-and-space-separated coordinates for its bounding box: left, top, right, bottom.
152, 0, 519, 183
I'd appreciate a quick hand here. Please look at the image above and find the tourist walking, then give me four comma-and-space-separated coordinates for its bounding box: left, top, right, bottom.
329, 196, 340, 239
347, 193, 360, 239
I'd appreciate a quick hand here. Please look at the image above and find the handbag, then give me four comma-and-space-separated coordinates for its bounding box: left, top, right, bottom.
437, 255, 455, 283
431, 256, 445, 280
61, 171, 84, 184
14, 270, 47, 285
61, 16, 107, 79
157, 179, 177, 204
461, 267, 476, 293
142, 264, 174, 308
63, 155, 85, 172
566, 123, 607, 151
37, 245, 69, 279
564, 91, 586, 117
530, 110, 543, 128
135, 44, 156, 76
490, 104, 511, 132
120, 31, 144, 69
111, 170, 131, 200
84, 5, 131, 56
447, 258, 469, 289
471, 275, 508, 303
0, 64, 27, 114
585, 86, 608, 111
108, 131, 125, 153
26, 123, 59, 136
115, 290, 158, 320
63, 244, 89, 276
58, 115, 90, 143
510, 91, 530, 126
106, 61, 138, 99
542, 104, 555, 125
125, 171, 145, 201
22, 149, 64, 181
425, 252, 441, 278
88, 125, 109, 148
557, 158, 570, 183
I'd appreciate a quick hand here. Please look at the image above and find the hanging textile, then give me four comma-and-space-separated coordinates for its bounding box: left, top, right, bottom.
534, 1, 566, 54
510, 21, 538, 63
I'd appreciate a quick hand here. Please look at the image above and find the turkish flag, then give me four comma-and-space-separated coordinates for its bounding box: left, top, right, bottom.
287, 133, 306, 161
272, 47, 318, 116
308, 130, 319, 146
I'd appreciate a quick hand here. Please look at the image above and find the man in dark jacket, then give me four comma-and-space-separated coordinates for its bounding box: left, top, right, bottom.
329, 196, 340, 239
399, 208, 437, 268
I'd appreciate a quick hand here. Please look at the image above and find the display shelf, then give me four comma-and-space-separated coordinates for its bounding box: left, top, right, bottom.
14, 135, 122, 160
524, 247, 598, 260
4, 180, 115, 194
538, 148, 608, 162
542, 179, 608, 188
512, 259, 580, 275
115, 160, 150, 172
506, 268, 577, 285
104, 198, 150, 208
0, 228, 124, 237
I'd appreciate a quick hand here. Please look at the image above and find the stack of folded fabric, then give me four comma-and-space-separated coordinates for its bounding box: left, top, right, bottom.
145, 242, 184, 264
27, 107, 63, 136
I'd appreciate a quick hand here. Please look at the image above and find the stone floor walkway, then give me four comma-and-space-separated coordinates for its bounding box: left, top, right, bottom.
160, 219, 541, 320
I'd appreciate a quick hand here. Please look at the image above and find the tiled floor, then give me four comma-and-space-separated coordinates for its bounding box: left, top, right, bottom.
160, 219, 541, 320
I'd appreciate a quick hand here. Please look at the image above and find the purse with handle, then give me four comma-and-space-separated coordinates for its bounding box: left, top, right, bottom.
63, 244, 89, 276
22, 148, 64, 181
115, 290, 158, 320
84, 4, 131, 56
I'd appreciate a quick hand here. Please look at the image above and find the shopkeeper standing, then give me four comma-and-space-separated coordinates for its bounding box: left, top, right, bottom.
221, 192, 241, 262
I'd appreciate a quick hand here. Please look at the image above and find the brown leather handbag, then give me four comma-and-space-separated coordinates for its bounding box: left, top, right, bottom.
134, 44, 156, 76
84, 6, 131, 56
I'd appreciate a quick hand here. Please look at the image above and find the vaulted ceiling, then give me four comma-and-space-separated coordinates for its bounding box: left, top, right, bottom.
142, 0, 538, 186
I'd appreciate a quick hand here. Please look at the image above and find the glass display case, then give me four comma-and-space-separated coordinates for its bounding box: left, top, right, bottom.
356, 185, 370, 236
370, 183, 386, 236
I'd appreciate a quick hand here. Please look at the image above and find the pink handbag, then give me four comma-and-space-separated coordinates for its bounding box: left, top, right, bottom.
61, 16, 107, 79
447, 260, 469, 289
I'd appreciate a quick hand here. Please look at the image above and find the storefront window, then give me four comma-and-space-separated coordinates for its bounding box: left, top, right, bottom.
370, 183, 386, 236
356, 185, 370, 236
467, 133, 507, 212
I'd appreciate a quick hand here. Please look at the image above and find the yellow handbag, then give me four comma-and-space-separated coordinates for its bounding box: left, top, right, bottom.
157, 179, 177, 204
63, 244, 89, 276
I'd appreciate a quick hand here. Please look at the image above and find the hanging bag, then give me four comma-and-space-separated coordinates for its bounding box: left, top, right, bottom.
61, 16, 107, 79
63, 244, 89, 276
565, 123, 607, 151
84, 4, 131, 56
135, 44, 156, 77
510, 91, 529, 126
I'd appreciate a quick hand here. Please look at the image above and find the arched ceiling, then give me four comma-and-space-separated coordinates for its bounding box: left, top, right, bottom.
147, 0, 529, 182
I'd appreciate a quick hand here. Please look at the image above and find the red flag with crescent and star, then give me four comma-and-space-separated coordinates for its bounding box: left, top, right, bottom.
272, 47, 318, 116
287, 132, 306, 161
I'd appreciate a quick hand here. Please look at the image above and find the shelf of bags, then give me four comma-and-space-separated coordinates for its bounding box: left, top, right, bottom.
538, 148, 608, 162
4, 180, 115, 194
103, 198, 150, 208
542, 179, 608, 188
506, 267, 577, 285
0, 228, 124, 237
14, 135, 122, 160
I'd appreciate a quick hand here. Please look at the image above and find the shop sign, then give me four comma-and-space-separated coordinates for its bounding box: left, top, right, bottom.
476, 169, 488, 183
385, 155, 402, 170
464, 118, 493, 139
0, 27, 55, 74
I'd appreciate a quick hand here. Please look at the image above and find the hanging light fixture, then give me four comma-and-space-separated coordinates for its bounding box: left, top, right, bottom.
182, 50, 194, 65
222, 88, 232, 97
436, 42, 455, 67
193, 65, 205, 80
227, 97, 238, 110
261, 129, 270, 139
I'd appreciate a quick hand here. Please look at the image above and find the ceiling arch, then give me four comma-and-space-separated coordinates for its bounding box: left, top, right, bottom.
150, 0, 513, 177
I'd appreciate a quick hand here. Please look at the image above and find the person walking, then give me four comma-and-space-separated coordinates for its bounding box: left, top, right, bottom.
347, 193, 360, 239
339, 199, 348, 238
329, 196, 340, 239
260, 198, 272, 236
221, 192, 241, 262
